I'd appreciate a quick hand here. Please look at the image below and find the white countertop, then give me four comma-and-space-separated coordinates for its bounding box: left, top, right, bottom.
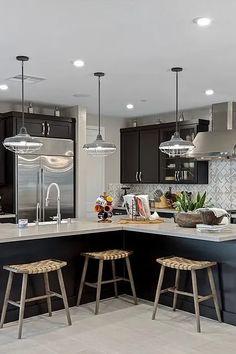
0, 214, 16, 219
0, 218, 235, 243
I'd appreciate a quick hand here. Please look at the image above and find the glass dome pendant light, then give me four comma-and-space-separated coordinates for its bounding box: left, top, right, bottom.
159, 67, 195, 157
3, 56, 43, 154
83, 72, 116, 156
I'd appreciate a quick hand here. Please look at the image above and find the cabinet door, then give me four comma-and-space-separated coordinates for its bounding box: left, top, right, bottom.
45, 120, 74, 139
0, 119, 5, 184
17, 118, 46, 137
121, 131, 139, 183
139, 129, 159, 183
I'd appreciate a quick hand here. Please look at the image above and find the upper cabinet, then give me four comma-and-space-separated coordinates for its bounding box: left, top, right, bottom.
120, 119, 209, 185
120, 126, 159, 184
2, 111, 75, 140
159, 119, 209, 184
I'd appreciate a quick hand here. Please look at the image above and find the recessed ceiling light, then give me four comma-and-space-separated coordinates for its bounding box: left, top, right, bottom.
193, 17, 212, 27
0, 84, 8, 90
126, 104, 134, 109
73, 59, 85, 68
205, 89, 214, 96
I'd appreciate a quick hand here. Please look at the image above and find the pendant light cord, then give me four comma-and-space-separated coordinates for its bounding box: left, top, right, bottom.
98, 75, 101, 136
21, 60, 25, 129
175, 70, 178, 133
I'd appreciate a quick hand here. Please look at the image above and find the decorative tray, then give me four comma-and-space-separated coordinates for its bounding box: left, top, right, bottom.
118, 218, 164, 225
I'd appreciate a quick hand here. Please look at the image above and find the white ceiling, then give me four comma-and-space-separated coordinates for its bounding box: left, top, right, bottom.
0, 0, 235, 117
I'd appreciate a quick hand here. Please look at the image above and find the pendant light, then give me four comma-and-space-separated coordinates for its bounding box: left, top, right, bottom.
3, 56, 43, 154
83, 72, 116, 156
159, 67, 194, 157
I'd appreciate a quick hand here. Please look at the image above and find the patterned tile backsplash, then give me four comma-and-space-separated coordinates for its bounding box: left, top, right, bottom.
108, 160, 236, 210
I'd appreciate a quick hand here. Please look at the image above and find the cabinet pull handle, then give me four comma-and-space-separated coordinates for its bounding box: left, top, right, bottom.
139, 171, 142, 182
47, 122, 50, 136
136, 171, 139, 182
42, 122, 45, 135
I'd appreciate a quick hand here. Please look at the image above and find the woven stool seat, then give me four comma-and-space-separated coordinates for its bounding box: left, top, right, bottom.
82, 249, 132, 261
4, 259, 67, 274
157, 256, 216, 270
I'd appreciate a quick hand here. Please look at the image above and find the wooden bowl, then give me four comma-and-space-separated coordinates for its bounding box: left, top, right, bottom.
174, 212, 203, 228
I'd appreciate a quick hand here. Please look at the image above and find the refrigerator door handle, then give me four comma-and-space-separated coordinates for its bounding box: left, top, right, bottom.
41, 168, 45, 221
47, 122, 50, 136
38, 169, 42, 222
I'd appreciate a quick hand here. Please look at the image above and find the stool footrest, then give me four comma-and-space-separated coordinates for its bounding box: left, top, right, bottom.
7, 291, 63, 307
85, 277, 128, 288
161, 287, 213, 303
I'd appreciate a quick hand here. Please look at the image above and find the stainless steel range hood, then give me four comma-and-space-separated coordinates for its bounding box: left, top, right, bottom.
188, 102, 236, 160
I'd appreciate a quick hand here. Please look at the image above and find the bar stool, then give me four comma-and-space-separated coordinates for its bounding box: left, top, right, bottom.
77, 249, 138, 314
152, 256, 222, 332
0, 259, 72, 339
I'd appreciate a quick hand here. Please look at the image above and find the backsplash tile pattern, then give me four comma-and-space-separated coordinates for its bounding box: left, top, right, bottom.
108, 160, 236, 210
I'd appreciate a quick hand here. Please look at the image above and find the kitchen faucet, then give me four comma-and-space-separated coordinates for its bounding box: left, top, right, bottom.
45, 183, 61, 224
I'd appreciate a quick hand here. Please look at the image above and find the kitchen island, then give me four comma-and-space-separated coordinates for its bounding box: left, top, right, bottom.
0, 218, 236, 325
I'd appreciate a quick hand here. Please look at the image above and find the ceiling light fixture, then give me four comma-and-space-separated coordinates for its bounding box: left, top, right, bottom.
126, 104, 134, 109
205, 89, 214, 96
0, 84, 8, 90
193, 17, 212, 27
159, 67, 195, 157
73, 59, 85, 68
83, 72, 116, 157
3, 56, 43, 154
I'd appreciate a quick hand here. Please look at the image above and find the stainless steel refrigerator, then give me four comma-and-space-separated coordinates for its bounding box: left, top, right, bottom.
16, 138, 74, 222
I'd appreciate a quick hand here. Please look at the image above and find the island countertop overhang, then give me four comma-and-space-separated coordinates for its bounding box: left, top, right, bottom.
0, 218, 235, 243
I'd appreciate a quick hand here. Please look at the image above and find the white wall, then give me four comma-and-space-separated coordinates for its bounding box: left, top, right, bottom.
87, 114, 127, 188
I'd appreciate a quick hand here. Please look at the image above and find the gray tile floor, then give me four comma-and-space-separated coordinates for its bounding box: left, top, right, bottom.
0, 297, 236, 354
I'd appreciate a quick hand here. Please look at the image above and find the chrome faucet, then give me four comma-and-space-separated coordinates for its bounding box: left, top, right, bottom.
35, 202, 40, 225
45, 183, 61, 224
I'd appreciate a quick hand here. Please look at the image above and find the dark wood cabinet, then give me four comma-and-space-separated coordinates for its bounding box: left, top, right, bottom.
120, 119, 209, 185
3, 111, 75, 140
0, 118, 5, 185
120, 126, 159, 184
159, 119, 209, 184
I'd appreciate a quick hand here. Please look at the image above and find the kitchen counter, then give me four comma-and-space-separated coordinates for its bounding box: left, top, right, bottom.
0, 214, 16, 219
0, 217, 235, 243
1, 217, 236, 326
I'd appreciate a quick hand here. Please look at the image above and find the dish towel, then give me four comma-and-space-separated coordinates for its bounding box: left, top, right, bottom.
197, 208, 229, 218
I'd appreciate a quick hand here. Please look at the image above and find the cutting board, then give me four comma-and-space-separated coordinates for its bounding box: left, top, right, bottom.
118, 218, 164, 224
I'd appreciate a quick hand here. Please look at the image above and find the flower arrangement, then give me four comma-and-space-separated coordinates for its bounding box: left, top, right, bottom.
95, 192, 113, 222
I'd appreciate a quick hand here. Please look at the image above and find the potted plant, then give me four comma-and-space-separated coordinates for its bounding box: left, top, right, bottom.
174, 192, 208, 227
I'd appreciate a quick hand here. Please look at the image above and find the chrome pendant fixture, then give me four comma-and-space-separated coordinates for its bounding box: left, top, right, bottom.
3, 56, 43, 154
159, 67, 194, 157
83, 72, 116, 157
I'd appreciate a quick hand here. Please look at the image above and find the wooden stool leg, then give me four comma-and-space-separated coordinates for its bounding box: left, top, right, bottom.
207, 267, 222, 322
191, 270, 201, 333
152, 265, 165, 320
111, 260, 118, 298
95, 260, 103, 315
57, 269, 72, 326
77, 256, 89, 307
43, 272, 52, 317
173, 269, 180, 311
125, 256, 138, 305
18, 273, 28, 339
0, 271, 14, 328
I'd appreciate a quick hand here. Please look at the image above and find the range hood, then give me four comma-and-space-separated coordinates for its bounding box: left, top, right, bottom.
188, 102, 236, 160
